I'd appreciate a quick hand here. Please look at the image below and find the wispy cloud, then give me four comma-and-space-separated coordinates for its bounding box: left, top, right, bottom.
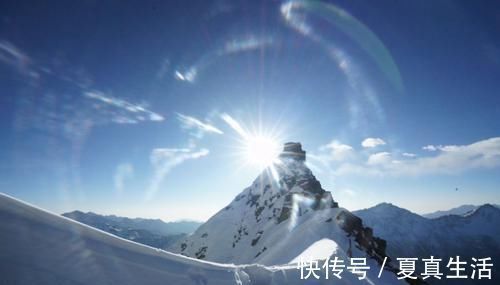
0, 40, 27, 65
223, 35, 274, 54
220, 113, 248, 138
0, 40, 38, 79
2, 38, 164, 141
114, 163, 134, 194
176, 113, 223, 136
422, 145, 438, 151
85, 91, 164, 123
367, 152, 391, 165
319, 140, 354, 161
146, 148, 209, 200
422, 144, 462, 152
332, 137, 500, 176
395, 138, 500, 175
145, 111, 224, 198
402, 152, 417, 157
145, 112, 220, 200
361, 137, 386, 148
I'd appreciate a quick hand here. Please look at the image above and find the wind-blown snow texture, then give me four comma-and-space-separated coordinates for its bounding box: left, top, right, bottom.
172, 143, 408, 284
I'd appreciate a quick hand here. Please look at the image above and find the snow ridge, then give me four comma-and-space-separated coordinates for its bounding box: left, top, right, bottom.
172, 143, 414, 284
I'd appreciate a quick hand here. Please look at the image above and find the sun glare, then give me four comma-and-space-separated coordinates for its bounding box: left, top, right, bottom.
244, 135, 281, 168
220, 113, 284, 170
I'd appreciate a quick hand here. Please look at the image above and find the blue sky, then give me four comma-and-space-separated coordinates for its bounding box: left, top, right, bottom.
1, 0, 499, 221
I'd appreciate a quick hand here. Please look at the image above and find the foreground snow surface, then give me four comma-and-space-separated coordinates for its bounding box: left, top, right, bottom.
0, 193, 402, 284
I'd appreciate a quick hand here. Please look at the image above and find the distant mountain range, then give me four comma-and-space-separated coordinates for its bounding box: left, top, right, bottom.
422, 204, 500, 219
354, 203, 500, 284
62, 211, 201, 249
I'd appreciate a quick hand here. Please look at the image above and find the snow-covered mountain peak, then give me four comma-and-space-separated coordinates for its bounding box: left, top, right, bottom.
219, 143, 339, 230
359, 203, 426, 222
1, 192, 352, 285
464, 203, 500, 219
171, 142, 410, 284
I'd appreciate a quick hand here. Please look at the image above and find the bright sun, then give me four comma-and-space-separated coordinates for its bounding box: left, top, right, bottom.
220, 113, 283, 169
243, 135, 281, 168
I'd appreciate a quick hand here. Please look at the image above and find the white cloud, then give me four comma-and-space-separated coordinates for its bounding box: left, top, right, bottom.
85, 91, 164, 123
337, 137, 500, 176
341, 188, 357, 197
397, 138, 500, 175
402, 152, 416, 157
319, 140, 354, 161
439, 145, 461, 152
0, 41, 27, 63
0, 40, 39, 79
177, 113, 223, 136
423, 144, 463, 152
426, 144, 462, 152
2, 39, 163, 148
367, 152, 391, 165
146, 147, 209, 200
422, 145, 438, 151
223, 35, 274, 54
361, 137, 386, 148
114, 163, 134, 194
220, 113, 248, 138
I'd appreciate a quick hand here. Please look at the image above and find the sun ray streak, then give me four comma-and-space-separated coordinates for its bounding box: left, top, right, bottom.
220, 113, 283, 170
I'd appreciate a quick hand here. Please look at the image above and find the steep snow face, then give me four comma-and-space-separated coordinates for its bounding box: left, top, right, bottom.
172, 156, 340, 265
0, 193, 405, 285
171, 144, 405, 283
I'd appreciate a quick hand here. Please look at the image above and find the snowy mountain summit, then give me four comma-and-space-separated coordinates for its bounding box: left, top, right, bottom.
173, 142, 411, 283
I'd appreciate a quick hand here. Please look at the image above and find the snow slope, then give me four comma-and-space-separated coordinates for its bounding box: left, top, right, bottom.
0, 192, 301, 285
0, 192, 408, 284
172, 144, 407, 284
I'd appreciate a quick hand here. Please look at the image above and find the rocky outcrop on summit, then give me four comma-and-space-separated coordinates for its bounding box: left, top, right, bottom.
279, 142, 306, 161
171, 143, 419, 284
